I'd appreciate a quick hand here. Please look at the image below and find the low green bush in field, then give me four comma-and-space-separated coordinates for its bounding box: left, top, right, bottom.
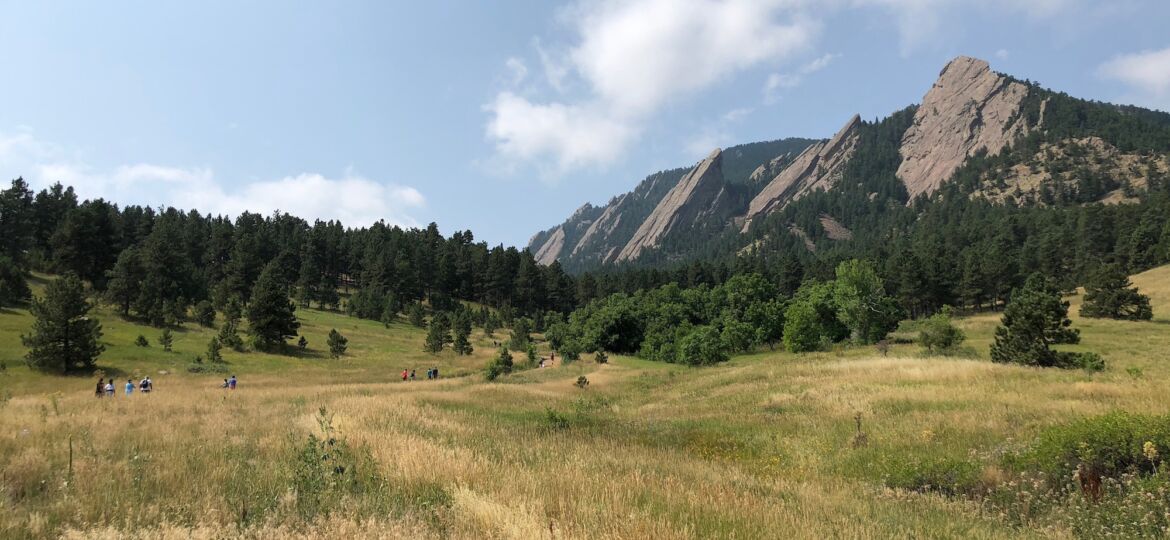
1007, 411, 1170, 481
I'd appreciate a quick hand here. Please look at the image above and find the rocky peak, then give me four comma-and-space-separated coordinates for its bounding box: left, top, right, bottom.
741, 114, 862, 232
896, 56, 1030, 199
614, 149, 729, 263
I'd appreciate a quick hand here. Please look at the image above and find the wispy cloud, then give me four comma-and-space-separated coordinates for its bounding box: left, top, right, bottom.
763, 52, 839, 103
1098, 46, 1170, 110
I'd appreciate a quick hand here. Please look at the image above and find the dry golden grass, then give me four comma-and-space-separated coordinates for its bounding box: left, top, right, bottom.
2, 266, 1170, 538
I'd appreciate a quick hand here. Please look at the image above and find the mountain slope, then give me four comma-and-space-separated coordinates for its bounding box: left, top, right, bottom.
530, 55, 1170, 273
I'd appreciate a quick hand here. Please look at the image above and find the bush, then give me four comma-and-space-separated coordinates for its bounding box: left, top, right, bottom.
919, 309, 966, 355
134, 335, 149, 347
1008, 412, 1170, 483
575, 376, 590, 388
677, 325, 728, 366
485, 346, 513, 381
594, 350, 608, 364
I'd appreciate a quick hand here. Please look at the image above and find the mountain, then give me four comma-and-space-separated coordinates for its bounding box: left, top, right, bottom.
528, 137, 816, 272
530, 56, 1170, 272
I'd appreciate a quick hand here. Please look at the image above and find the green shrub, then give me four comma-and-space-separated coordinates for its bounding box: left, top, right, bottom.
918, 308, 965, 355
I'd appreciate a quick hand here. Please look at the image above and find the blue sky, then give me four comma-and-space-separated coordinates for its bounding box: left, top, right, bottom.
1, 1, 1168, 247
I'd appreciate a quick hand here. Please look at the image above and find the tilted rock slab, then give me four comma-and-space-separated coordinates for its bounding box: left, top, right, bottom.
741, 115, 861, 232
615, 149, 730, 263
532, 225, 566, 266
897, 56, 1029, 199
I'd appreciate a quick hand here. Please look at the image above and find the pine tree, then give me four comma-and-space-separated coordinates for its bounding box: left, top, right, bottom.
194, 300, 216, 328
247, 261, 300, 352
0, 255, 30, 307
408, 303, 426, 327
0, 177, 35, 266
1080, 264, 1153, 320
22, 273, 104, 373
206, 337, 224, 363
452, 311, 473, 355
424, 312, 450, 354
327, 329, 348, 358
159, 329, 174, 352
510, 317, 532, 350
991, 274, 1082, 368
218, 317, 244, 352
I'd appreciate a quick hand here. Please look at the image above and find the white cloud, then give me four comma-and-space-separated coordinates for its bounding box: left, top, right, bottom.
995, 48, 1010, 59
764, 52, 839, 103
484, 92, 637, 173
1099, 46, 1170, 108
486, 0, 818, 175
0, 131, 424, 228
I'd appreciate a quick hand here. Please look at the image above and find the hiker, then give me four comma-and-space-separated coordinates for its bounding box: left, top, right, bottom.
221, 378, 229, 389
105, 379, 115, 397
410, 369, 416, 381
95, 379, 105, 398
228, 375, 237, 390
145, 377, 153, 393
401, 369, 408, 381
432, 366, 439, 379
124, 379, 134, 396
139, 377, 149, 393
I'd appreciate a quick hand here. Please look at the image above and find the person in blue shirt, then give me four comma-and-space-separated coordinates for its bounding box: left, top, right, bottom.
124, 379, 134, 396
228, 375, 237, 390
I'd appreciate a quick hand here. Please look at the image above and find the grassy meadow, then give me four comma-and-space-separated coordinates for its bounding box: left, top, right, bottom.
1, 266, 1169, 538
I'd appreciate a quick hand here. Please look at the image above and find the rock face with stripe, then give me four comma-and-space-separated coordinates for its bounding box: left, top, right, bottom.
741, 114, 861, 232
615, 148, 731, 262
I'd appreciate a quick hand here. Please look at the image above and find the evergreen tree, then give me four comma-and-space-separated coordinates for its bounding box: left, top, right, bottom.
159, 329, 174, 352
247, 261, 300, 352
1080, 264, 1153, 320
50, 199, 122, 288
990, 274, 1082, 368
0, 177, 35, 266
485, 345, 513, 380
483, 311, 498, 336
424, 313, 450, 353
327, 329, 348, 358
408, 303, 426, 327
22, 273, 104, 373
206, 337, 224, 363
218, 317, 244, 352
0, 255, 31, 307
31, 182, 77, 261
104, 246, 144, 316
510, 317, 532, 350
193, 300, 216, 327
452, 311, 474, 355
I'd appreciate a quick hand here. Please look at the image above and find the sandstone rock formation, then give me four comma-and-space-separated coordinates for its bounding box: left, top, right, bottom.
532, 226, 565, 266
749, 153, 794, 184
615, 149, 730, 263
742, 115, 862, 232
896, 56, 1029, 199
